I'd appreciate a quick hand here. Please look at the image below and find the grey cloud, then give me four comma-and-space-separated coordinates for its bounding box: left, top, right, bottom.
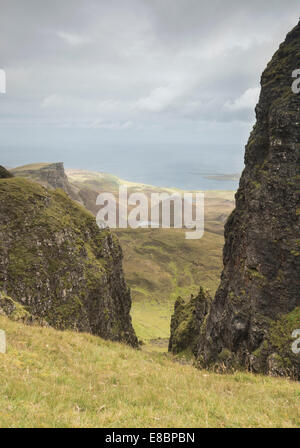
0, 0, 299, 168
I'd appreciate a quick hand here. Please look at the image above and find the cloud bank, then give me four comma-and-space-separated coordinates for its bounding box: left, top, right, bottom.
0, 0, 298, 170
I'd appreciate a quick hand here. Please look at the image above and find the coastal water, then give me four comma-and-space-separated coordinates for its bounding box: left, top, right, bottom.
4, 142, 244, 191
81, 143, 244, 191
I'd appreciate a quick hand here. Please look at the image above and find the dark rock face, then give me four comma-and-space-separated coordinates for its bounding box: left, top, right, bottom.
168, 287, 211, 355
0, 291, 49, 327
0, 166, 13, 179
0, 177, 138, 347
197, 22, 300, 378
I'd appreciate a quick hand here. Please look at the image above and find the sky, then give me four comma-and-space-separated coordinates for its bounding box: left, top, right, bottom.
0, 0, 299, 186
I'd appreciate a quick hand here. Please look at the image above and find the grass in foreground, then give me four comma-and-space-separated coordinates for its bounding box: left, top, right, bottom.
0, 316, 299, 428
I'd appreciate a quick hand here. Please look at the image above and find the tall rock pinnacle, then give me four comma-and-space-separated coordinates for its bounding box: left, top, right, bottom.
197, 21, 300, 378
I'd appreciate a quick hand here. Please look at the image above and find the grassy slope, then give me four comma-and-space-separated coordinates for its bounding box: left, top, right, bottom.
0, 316, 299, 428
115, 228, 224, 343
11, 163, 52, 172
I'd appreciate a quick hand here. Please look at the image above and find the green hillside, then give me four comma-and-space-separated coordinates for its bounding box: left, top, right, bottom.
9, 164, 235, 345
66, 169, 235, 344
0, 316, 299, 428
115, 227, 224, 343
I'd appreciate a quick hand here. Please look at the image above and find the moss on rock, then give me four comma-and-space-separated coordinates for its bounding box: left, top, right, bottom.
0, 291, 48, 326
0, 177, 138, 347
168, 287, 211, 355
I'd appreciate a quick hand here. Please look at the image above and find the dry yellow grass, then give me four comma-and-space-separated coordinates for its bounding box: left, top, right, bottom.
0, 316, 299, 428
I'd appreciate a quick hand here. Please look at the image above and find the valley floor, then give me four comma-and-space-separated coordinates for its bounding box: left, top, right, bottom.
115, 227, 226, 346
0, 316, 299, 428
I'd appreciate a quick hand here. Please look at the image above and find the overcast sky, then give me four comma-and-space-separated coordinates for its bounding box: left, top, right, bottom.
0, 0, 299, 178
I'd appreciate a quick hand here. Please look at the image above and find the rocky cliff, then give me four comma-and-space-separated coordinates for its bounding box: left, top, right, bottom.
10, 162, 100, 213
0, 166, 13, 179
11, 162, 84, 204
168, 287, 211, 355
0, 176, 138, 347
197, 22, 300, 378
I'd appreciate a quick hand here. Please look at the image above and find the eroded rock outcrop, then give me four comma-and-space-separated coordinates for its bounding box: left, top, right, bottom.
168, 287, 211, 355
0, 166, 13, 179
0, 176, 138, 347
11, 162, 100, 214
11, 162, 83, 203
197, 22, 300, 378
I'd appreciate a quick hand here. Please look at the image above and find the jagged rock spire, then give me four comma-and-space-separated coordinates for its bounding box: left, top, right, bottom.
197, 20, 300, 378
